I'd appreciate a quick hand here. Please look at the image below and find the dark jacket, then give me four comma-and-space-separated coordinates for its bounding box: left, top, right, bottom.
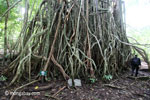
131, 57, 141, 67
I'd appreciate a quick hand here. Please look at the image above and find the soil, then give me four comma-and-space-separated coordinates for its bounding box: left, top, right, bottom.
0, 64, 150, 100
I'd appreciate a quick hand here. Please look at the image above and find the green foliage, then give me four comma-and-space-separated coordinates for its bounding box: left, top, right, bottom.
127, 26, 150, 58
103, 75, 113, 80
0, 75, 7, 81
0, 0, 44, 50
0, 0, 24, 48
89, 78, 96, 83
0, 0, 44, 48
0, 0, 7, 16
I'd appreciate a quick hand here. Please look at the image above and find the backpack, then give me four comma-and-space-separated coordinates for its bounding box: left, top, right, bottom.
132, 58, 139, 66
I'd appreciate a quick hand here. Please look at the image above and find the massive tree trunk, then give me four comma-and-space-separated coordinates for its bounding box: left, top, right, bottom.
4, 0, 133, 85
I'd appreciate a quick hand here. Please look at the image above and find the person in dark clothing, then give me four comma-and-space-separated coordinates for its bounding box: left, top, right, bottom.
131, 55, 141, 77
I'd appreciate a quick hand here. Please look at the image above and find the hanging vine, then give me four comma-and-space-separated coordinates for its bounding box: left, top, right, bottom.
3, 0, 149, 86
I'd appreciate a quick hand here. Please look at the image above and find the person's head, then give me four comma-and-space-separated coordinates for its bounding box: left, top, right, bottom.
135, 55, 137, 58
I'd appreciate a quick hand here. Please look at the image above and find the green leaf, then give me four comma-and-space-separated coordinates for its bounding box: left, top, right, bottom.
89, 78, 96, 83
0, 75, 7, 81
104, 75, 112, 80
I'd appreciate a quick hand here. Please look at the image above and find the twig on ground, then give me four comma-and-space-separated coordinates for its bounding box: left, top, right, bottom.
52, 86, 66, 97
103, 84, 125, 89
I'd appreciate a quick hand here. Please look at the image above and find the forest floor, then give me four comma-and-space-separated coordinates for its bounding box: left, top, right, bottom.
0, 63, 150, 100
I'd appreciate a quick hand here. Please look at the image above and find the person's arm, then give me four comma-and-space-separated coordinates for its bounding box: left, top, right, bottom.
139, 59, 141, 66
